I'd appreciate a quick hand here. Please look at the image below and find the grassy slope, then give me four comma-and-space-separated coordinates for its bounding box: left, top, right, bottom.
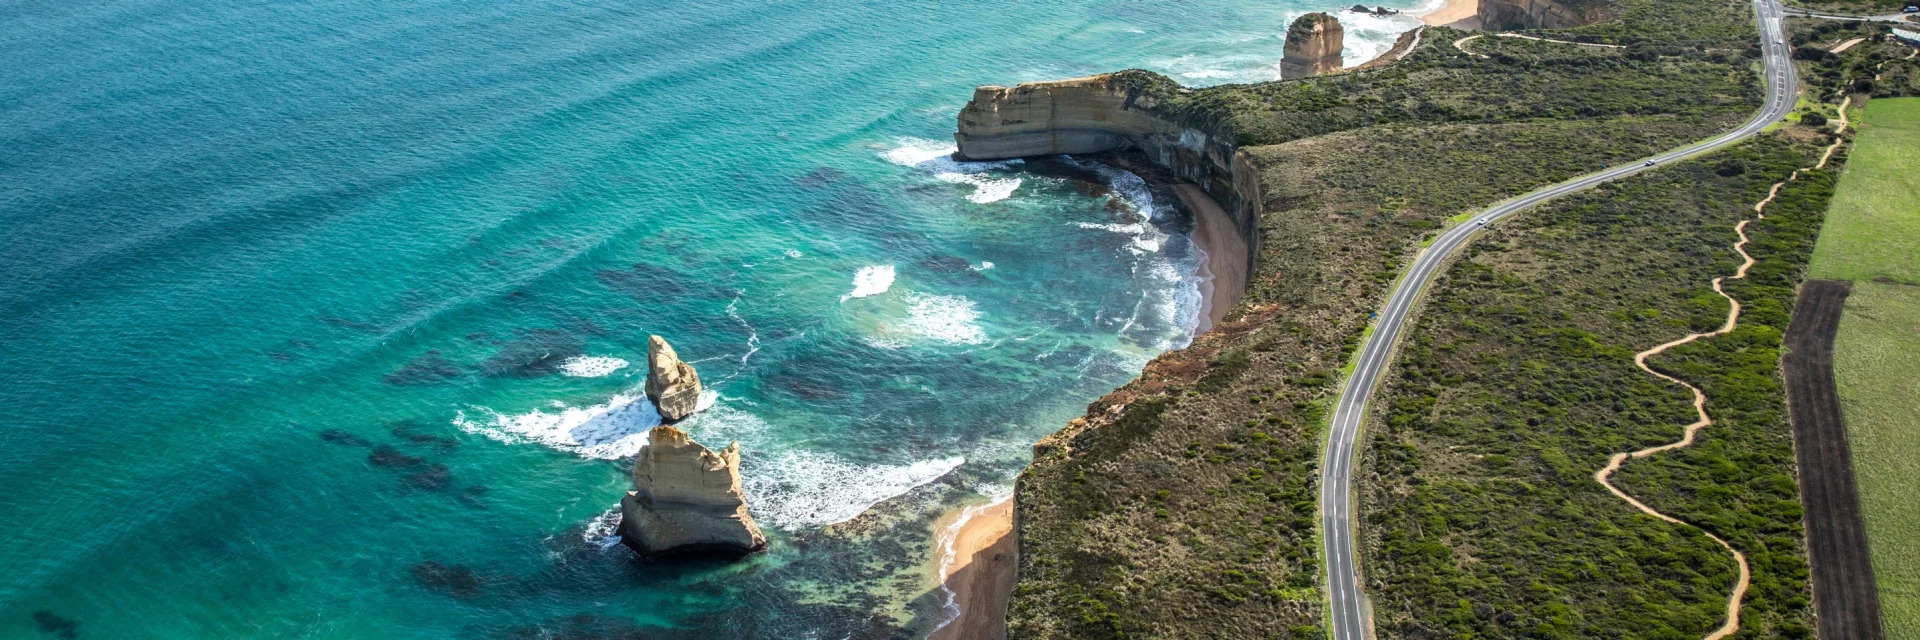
1808, 96, 1920, 639
1359, 136, 1828, 639
1809, 98, 1920, 284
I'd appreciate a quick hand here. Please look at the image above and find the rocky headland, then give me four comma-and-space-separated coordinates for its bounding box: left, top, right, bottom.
952, 72, 1263, 307
645, 335, 702, 422
1280, 13, 1345, 80
618, 425, 767, 559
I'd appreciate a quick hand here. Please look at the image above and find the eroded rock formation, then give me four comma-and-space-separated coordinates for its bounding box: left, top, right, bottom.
1281, 13, 1345, 80
646, 335, 702, 422
618, 426, 766, 559
952, 72, 1264, 281
1478, 0, 1615, 30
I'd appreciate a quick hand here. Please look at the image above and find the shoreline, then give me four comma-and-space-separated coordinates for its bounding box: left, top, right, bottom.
1418, 0, 1481, 28
923, 181, 1249, 640
929, 495, 1016, 640
1176, 184, 1249, 332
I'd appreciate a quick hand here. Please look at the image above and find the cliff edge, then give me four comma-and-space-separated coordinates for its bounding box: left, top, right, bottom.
1478, 0, 1617, 30
953, 71, 1264, 288
1280, 13, 1345, 80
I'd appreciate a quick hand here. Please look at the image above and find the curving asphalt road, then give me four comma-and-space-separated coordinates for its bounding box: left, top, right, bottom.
1318, 2, 1800, 638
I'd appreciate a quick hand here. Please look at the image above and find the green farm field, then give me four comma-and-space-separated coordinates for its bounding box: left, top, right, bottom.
1810, 98, 1920, 285
1812, 96, 1920, 639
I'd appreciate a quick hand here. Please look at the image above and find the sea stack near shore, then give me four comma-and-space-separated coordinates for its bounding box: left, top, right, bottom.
1281, 13, 1344, 80
618, 426, 767, 559
646, 335, 702, 422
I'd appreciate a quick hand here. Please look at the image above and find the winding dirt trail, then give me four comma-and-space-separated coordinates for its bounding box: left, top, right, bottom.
1592, 109, 1851, 640
1454, 34, 1488, 57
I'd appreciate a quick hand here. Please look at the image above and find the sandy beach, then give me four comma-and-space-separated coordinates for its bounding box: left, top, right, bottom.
930, 496, 1016, 640
1176, 184, 1249, 332
1420, 0, 1482, 28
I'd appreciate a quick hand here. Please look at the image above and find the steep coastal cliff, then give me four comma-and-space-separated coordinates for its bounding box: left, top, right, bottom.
1280, 13, 1345, 80
1477, 0, 1616, 30
953, 72, 1263, 282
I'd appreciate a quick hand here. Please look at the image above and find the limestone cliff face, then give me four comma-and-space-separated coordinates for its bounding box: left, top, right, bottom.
1478, 0, 1615, 30
646, 335, 702, 422
1280, 13, 1344, 80
619, 426, 766, 559
954, 72, 1264, 279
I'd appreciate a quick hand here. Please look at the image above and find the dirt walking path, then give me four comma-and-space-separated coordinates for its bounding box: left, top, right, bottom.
1830, 37, 1866, 53
1590, 116, 1853, 639
1495, 33, 1627, 48
1454, 34, 1488, 57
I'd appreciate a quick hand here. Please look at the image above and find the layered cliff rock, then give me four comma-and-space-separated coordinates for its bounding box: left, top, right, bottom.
1478, 0, 1616, 30
646, 335, 702, 422
1280, 13, 1345, 80
953, 72, 1263, 282
618, 426, 766, 559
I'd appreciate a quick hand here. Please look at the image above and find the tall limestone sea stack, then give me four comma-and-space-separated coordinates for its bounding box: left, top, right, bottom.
618, 426, 767, 559
646, 335, 702, 422
1280, 13, 1344, 80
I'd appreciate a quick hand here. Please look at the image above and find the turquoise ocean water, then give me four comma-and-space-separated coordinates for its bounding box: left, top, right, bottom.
0, 0, 1424, 636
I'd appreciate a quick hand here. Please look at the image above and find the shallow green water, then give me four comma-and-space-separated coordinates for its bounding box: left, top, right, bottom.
0, 0, 1424, 636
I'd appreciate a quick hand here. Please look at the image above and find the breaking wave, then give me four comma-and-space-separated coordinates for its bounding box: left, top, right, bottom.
559, 356, 629, 378
841, 264, 896, 301
744, 452, 965, 530
869, 292, 988, 348
881, 137, 1023, 204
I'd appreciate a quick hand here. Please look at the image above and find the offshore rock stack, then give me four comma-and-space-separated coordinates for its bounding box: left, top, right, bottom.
646, 335, 703, 422
618, 426, 767, 559
1281, 13, 1345, 81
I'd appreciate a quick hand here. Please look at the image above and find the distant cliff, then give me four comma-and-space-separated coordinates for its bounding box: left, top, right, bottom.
1280, 13, 1344, 80
954, 71, 1263, 277
1478, 0, 1616, 29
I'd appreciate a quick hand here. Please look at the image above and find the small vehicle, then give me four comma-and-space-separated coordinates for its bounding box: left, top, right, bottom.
1644, 159, 1658, 166
1476, 218, 1489, 226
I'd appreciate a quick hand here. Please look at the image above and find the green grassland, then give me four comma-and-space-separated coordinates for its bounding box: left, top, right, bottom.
1359, 135, 1829, 639
1807, 96, 1920, 639
1809, 98, 1920, 284
1830, 282, 1920, 639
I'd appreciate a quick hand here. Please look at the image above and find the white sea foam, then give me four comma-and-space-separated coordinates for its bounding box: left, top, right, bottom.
841, 264, 896, 302
784, 248, 803, 259
744, 452, 966, 530
971, 261, 994, 271
457, 392, 961, 530
558, 356, 629, 378
582, 507, 624, 548
451, 391, 719, 459
909, 293, 987, 344
881, 137, 1023, 204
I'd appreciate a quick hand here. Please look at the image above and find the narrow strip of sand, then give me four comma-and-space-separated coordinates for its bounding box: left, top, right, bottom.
1175, 184, 1248, 332
930, 496, 1015, 640
1420, 0, 1481, 28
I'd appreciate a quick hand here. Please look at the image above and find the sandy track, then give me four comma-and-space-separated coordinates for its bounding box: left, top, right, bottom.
1590, 121, 1851, 638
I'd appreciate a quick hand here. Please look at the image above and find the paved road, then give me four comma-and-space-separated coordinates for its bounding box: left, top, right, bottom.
1318, 2, 1800, 638
1782, 7, 1915, 23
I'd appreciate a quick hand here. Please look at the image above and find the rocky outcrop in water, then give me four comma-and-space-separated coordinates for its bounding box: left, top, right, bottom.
1281, 13, 1345, 80
618, 426, 766, 559
1478, 0, 1615, 30
646, 335, 702, 422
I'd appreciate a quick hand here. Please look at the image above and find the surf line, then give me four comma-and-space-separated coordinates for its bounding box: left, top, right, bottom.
1593, 126, 1846, 640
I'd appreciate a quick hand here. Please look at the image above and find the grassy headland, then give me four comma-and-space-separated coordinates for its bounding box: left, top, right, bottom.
1001, 0, 1781, 631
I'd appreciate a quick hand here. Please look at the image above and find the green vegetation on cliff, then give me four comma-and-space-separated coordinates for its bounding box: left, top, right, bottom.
1360, 134, 1831, 639
1001, 0, 1828, 636
1008, 114, 1752, 640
